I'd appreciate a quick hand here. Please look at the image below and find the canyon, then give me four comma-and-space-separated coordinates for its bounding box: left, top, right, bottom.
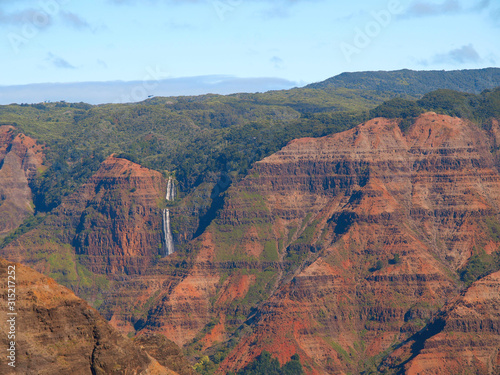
2, 112, 500, 373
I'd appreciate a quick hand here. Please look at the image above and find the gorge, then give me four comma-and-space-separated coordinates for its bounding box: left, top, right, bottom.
1, 70, 500, 374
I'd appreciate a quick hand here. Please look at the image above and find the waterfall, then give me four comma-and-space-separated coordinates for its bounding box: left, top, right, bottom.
162, 177, 176, 256
166, 177, 175, 201
162, 208, 175, 256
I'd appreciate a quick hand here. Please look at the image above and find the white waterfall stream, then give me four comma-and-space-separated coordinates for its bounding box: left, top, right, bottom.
166, 177, 175, 201
162, 208, 175, 256
162, 177, 175, 256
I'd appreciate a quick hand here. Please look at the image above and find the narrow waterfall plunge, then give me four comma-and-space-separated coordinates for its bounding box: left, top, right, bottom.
162, 208, 174, 256
162, 177, 175, 256
166, 176, 175, 201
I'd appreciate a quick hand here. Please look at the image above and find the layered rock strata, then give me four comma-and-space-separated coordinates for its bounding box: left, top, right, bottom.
4, 113, 500, 374
0, 126, 44, 235
0, 257, 175, 375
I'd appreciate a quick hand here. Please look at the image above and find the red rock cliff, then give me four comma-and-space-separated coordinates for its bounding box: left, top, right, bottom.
0, 126, 44, 235
71, 155, 167, 274
210, 113, 500, 374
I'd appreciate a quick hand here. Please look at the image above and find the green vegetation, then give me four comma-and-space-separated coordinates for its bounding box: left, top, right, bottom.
389, 253, 401, 265
369, 87, 500, 131
226, 351, 303, 375
308, 68, 500, 96
369, 97, 424, 120
284, 220, 321, 274
459, 249, 500, 286
486, 216, 500, 242
194, 356, 217, 374
369, 98, 424, 132
239, 269, 277, 308
0, 214, 46, 248
31, 151, 105, 212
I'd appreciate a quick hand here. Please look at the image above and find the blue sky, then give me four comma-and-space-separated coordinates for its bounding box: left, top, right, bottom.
0, 0, 498, 103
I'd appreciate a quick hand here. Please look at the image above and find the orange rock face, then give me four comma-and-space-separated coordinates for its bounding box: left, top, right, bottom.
0, 257, 174, 375
4, 113, 500, 374
0, 126, 45, 235
72, 155, 167, 274
1, 155, 167, 272
213, 113, 500, 373
382, 270, 500, 374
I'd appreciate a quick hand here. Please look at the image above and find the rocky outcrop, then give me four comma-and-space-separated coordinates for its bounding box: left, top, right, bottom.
382, 270, 500, 374
135, 334, 196, 375
72, 155, 167, 274
214, 113, 500, 373
1, 155, 167, 274
0, 155, 176, 337
0, 257, 175, 375
0, 126, 44, 235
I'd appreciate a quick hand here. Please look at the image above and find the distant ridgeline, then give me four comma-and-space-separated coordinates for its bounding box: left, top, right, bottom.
307, 68, 500, 96
0, 68, 498, 216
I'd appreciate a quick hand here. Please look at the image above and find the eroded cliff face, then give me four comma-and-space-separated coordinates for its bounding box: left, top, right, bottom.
382, 270, 500, 374
0, 257, 175, 375
206, 113, 500, 374
0, 155, 178, 338
0, 126, 44, 235
3, 113, 500, 374
72, 155, 167, 274
1, 155, 166, 275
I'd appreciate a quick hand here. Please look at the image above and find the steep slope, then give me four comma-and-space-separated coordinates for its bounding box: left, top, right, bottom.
1, 155, 166, 275
0, 155, 175, 336
0, 125, 44, 236
382, 270, 500, 374
135, 334, 197, 375
72, 155, 167, 274
200, 113, 500, 373
0, 257, 175, 375
4, 112, 500, 374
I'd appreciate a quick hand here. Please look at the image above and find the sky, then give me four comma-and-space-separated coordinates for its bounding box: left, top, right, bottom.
0, 0, 498, 103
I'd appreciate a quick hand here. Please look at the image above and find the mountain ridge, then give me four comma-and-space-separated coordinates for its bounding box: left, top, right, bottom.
307, 67, 500, 96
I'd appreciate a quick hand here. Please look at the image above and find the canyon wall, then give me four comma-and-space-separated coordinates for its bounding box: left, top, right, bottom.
0, 126, 44, 235
3, 114, 500, 373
